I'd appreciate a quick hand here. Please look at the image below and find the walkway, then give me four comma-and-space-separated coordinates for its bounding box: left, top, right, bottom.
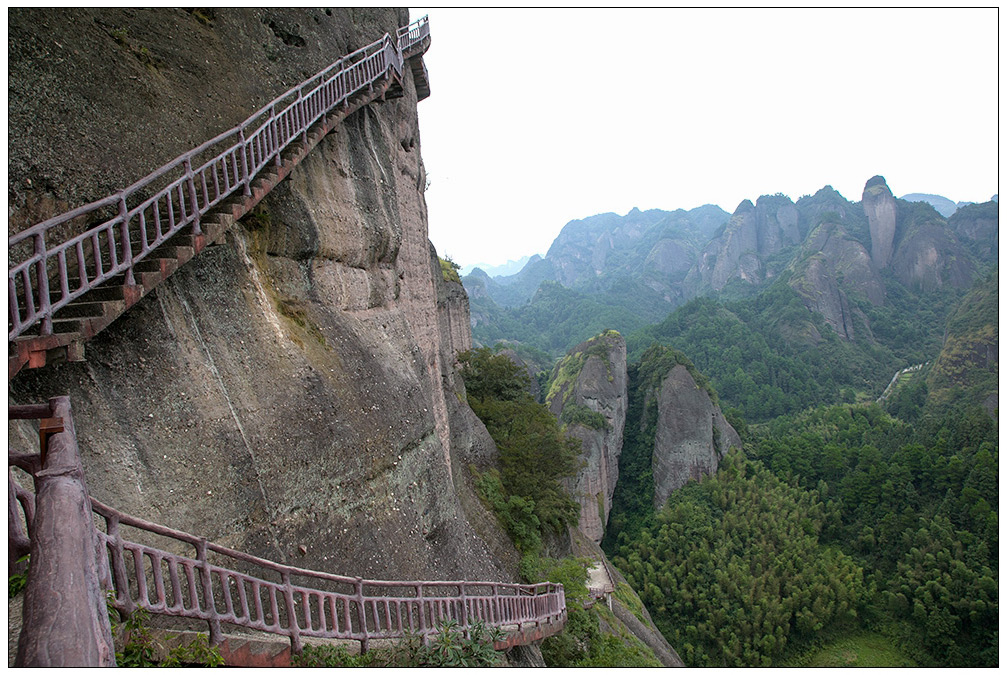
8, 17, 569, 666
8, 17, 429, 380
9, 397, 567, 667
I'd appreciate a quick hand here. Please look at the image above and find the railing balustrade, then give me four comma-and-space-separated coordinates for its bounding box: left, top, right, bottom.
8, 16, 430, 343
93, 498, 564, 654
9, 392, 566, 666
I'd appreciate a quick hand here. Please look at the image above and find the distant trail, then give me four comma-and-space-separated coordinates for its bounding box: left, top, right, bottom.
876, 362, 928, 403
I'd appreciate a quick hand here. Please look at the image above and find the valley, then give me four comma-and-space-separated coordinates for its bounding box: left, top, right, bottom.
461, 177, 998, 667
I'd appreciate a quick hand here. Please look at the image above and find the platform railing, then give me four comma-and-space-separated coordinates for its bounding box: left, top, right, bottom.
8, 396, 566, 666
8, 16, 429, 343
94, 498, 565, 654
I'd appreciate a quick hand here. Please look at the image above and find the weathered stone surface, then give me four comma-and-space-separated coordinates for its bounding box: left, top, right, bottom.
546, 332, 627, 544
948, 201, 999, 263
651, 365, 741, 509
8, 8, 517, 590
692, 194, 801, 292
863, 175, 898, 269
788, 221, 884, 340
889, 216, 976, 292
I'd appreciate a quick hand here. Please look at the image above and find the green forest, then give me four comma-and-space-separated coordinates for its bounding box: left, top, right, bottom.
606, 400, 997, 666
460, 193, 997, 667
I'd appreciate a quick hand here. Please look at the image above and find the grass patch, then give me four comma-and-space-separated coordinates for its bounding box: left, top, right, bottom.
784, 631, 917, 667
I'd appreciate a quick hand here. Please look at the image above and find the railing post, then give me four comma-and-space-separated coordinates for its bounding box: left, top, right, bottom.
459, 583, 468, 636
183, 158, 202, 236
270, 106, 281, 167
281, 571, 302, 656
15, 396, 115, 667
355, 577, 368, 654
239, 128, 252, 197
195, 538, 223, 645
33, 233, 52, 335
416, 583, 427, 643
298, 88, 309, 145
118, 196, 136, 286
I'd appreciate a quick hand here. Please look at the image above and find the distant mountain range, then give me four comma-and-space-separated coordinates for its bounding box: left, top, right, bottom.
459, 256, 534, 278
463, 177, 998, 370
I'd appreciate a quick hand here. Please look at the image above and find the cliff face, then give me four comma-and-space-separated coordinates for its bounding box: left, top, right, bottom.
788, 221, 883, 340
863, 175, 898, 269
8, 8, 517, 584
691, 195, 801, 293
546, 332, 628, 544
648, 365, 741, 509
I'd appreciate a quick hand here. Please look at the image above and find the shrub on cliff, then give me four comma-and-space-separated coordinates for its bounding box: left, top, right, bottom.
460, 348, 581, 548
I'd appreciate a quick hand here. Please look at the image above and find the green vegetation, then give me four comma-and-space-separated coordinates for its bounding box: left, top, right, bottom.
9, 554, 28, 598
611, 449, 869, 667
439, 256, 462, 284
783, 630, 917, 667
925, 270, 998, 412
110, 606, 224, 667
561, 403, 609, 431
625, 275, 964, 423
292, 620, 503, 667
459, 347, 581, 558
749, 401, 998, 667
522, 557, 660, 667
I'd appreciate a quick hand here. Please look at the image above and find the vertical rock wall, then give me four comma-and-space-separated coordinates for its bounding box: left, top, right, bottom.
863, 175, 898, 269
8, 7, 518, 584
650, 365, 741, 509
546, 332, 628, 543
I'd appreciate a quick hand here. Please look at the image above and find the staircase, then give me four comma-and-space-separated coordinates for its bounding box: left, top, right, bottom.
8, 16, 432, 380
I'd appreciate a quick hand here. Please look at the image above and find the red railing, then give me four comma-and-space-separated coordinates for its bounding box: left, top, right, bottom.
94, 498, 564, 654
8, 16, 430, 342
9, 395, 566, 666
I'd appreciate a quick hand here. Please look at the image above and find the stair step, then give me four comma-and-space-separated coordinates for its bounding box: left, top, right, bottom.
51, 285, 126, 302
133, 257, 179, 275
51, 318, 85, 334
56, 299, 126, 319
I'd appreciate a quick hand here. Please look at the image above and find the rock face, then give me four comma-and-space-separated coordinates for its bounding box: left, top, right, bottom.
649, 365, 741, 509
691, 194, 801, 293
863, 175, 898, 269
546, 332, 628, 543
788, 221, 884, 340
8, 8, 518, 585
948, 201, 999, 263
890, 201, 976, 292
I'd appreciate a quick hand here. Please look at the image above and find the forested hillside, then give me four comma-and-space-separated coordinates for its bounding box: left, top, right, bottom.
459, 176, 996, 667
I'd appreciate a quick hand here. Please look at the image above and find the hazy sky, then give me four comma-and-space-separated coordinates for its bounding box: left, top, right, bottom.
411, 8, 998, 268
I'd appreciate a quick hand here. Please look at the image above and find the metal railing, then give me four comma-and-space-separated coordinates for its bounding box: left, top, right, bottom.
8, 16, 430, 342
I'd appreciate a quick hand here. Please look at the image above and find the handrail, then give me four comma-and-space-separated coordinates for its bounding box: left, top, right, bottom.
8, 15, 430, 342
9, 393, 566, 664
93, 496, 565, 654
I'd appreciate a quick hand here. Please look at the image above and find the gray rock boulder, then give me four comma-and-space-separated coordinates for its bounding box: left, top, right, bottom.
650, 364, 741, 509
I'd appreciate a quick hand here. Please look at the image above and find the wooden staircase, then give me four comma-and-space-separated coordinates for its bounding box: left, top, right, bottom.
8, 17, 431, 380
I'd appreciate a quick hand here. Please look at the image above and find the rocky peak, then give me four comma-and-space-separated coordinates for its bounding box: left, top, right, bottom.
692, 194, 799, 292
650, 364, 741, 508
545, 331, 628, 543
862, 175, 897, 269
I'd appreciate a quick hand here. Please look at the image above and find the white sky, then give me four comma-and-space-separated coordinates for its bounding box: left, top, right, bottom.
411, 8, 999, 268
